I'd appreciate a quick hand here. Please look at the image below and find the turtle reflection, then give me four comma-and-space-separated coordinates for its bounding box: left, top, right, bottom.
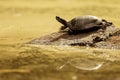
57, 58, 104, 71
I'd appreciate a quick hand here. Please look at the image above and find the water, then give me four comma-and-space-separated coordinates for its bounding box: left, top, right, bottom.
0, 44, 120, 80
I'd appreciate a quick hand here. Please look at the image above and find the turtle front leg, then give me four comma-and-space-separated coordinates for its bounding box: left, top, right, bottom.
60, 26, 68, 30
66, 29, 74, 35
68, 30, 79, 35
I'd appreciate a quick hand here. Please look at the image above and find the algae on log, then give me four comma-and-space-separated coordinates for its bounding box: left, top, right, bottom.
28, 25, 120, 49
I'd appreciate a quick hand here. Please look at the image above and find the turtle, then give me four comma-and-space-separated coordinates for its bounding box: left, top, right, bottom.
56, 15, 112, 34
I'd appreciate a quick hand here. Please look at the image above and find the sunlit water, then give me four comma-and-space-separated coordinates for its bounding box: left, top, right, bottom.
0, 44, 120, 80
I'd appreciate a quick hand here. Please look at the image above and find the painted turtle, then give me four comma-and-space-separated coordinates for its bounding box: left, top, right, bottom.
56, 15, 112, 34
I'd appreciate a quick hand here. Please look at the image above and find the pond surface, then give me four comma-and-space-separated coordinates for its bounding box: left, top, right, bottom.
0, 44, 120, 80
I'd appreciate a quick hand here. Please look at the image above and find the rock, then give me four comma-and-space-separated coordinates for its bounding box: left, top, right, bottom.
27, 25, 120, 49
95, 36, 120, 49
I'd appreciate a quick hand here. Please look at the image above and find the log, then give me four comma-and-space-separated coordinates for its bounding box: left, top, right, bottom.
28, 25, 120, 49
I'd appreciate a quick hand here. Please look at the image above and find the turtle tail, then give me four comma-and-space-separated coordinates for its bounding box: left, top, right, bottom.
56, 16, 68, 27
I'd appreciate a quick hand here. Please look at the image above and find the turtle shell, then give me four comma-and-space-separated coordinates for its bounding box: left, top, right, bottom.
68, 15, 102, 31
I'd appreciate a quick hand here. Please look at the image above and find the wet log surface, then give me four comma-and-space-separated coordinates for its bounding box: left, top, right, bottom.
28, 25, 120, 49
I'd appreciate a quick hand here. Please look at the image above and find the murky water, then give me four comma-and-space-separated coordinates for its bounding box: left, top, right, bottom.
0, 44, 120, 80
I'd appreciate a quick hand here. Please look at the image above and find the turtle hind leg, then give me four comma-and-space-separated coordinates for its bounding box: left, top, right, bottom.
102, 19, 113, 26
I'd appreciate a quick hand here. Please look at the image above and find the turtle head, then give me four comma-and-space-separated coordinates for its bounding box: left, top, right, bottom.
56, 16, 68, 30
